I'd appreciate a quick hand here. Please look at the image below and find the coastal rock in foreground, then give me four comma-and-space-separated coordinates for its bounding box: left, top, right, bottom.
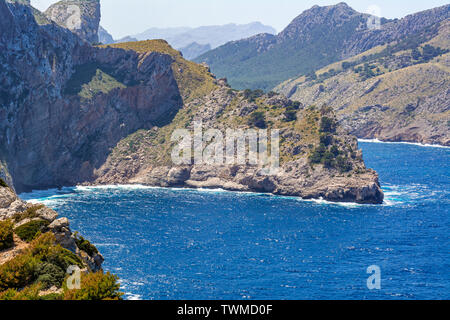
0, 180, 122, 300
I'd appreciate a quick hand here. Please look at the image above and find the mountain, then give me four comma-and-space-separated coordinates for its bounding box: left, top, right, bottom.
179, 42, 211, 60
121, 22, 277, 59
276, 19, 450, 146
98, 25, 114, 44
195, 3, 450, 91
0, 0, 382, 204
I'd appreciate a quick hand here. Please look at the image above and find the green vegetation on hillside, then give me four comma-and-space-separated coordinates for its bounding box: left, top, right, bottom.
0, 233, 122, 300
0, 220, 14, 251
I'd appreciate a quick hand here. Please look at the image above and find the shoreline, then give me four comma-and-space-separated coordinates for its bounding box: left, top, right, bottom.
19, 183, 389, 209
358, 139, 450, 149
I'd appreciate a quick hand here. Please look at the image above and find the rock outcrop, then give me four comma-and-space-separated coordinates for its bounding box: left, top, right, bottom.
45, 0, 101, 44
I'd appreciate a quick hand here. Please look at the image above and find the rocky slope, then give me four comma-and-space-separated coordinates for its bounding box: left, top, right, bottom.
44, 0, 101, 44
195, 3, 450, 90
276, 20, 450, 146
0, 179, 121, 300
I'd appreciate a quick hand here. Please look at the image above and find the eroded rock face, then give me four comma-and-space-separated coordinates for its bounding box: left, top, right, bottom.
45, 0, 101, 44
0, 1, 182, 193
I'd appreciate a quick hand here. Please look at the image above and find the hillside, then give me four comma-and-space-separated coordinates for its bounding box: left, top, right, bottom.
195, 3, 450, 91
276, 20, 450, 146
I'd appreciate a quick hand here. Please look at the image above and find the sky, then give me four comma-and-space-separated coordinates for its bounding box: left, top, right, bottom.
31, 0, 450, 39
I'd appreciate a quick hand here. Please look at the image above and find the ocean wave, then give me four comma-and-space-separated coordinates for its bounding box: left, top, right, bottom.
358, 139, 450, 149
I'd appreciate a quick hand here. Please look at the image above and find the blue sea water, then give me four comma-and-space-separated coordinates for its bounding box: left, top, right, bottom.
20, 142, 449, 300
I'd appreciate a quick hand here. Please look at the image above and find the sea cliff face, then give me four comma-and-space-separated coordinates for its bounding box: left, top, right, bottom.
0, 1, 182, 193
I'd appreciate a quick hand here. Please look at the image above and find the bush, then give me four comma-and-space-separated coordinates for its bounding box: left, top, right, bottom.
319, 116, 336, 133
15, 219, 49, 243
34, 262, 65, 289
0, 252, 37, 291
336, 156, 353, 173
320, 134, 333, 146
248, 111, 267, 129
283, 109, 297, 122
243, 89, 264, 102
0, 178, 8, 188
75, 234, 98, 257
0, 220, 14, 251
63, 272, 123, 300
309, 144, 327, 164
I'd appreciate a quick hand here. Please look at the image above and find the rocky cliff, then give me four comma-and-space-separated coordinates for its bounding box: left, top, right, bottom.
0, 1, 182, 193
276, 19, 450, 146
44, 0, 101, 44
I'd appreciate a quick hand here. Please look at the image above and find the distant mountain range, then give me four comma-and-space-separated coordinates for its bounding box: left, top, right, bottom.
111, 22, 276, 60
195, 3, 450, 91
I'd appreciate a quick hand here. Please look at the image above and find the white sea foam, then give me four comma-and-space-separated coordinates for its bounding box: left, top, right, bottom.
358, 139, 450, 149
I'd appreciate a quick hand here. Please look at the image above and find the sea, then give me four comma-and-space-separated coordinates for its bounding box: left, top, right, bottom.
20, 141, 450, 300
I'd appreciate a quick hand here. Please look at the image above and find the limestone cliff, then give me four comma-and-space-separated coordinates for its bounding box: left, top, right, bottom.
0, 1, 182, 193
45, 0, 101, 44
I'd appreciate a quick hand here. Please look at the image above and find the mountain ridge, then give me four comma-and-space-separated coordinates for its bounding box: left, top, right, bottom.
195, 3, 450, 91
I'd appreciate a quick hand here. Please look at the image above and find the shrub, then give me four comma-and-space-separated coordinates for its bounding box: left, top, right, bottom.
0, 283, 42, 300
63, 272, 123, 300
75, 234, 98, 257
283, 109, 297, 122
0, 178, 8, 188
309, 144, 327, 164
15, 219, 49, 243
0, 252, 37, 291
243, 89, 264, 102
0, 220, 14, 251
248, 111, 267, 129
336, 156, 353, 173
34, 262, 65, 289
321, 151, 335, 168
319, 116, 336, 133
320, 134, 333, 146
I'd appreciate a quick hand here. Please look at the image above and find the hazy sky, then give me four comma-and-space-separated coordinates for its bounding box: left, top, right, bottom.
31, 0, 450, 39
